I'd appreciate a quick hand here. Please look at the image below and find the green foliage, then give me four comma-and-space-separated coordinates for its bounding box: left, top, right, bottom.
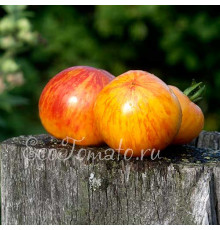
0, 5, 39, 138
0, 6, 220, 141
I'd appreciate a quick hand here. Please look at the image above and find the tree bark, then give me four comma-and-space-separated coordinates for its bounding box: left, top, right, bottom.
1, 130, 220, 225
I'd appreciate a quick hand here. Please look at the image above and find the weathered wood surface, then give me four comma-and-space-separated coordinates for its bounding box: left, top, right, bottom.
1, 130, 220, 225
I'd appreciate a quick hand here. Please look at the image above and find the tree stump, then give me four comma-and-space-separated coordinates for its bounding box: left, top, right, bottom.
1, 130, 220, 225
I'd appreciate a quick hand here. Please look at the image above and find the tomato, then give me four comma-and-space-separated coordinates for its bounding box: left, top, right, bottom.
39, 66, 114, 145
94, 70, 182, 157
169, 84, 204, 145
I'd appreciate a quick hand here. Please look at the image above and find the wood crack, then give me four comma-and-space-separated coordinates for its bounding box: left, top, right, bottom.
209, 171, 219, 224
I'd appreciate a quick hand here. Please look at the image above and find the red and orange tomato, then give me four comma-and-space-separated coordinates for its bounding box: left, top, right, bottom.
39, 66, 114, 146
94, 70, 182, 156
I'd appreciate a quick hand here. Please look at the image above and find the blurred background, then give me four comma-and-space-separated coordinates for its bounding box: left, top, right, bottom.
0, 5, 220, 141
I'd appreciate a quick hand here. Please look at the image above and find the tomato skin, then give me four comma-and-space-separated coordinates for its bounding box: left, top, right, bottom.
39, 66, 114, 146
169, 85, 204, 145
94, 70, 182, 157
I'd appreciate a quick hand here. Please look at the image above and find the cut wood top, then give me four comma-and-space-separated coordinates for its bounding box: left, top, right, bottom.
1, 130, 220, 167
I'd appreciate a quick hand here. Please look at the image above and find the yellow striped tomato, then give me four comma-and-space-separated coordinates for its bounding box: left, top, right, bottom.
169, 84, 204, 145
94, 70, 182, 157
